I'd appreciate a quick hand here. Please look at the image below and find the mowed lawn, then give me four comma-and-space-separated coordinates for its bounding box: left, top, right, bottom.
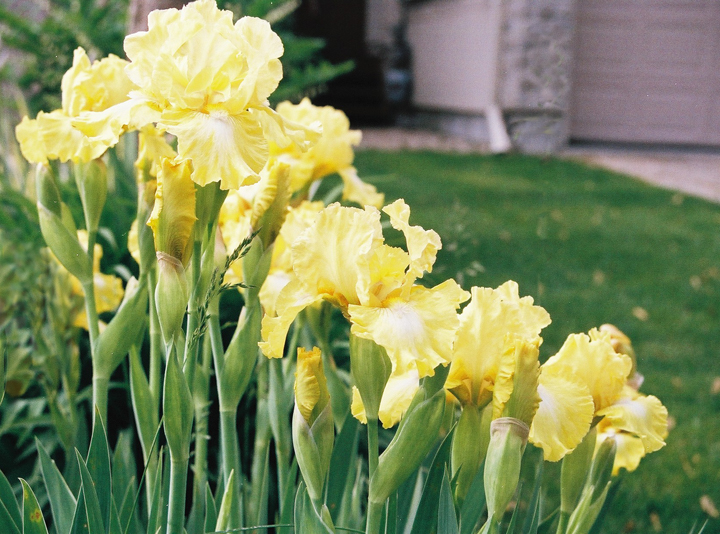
354, 150, 720, 533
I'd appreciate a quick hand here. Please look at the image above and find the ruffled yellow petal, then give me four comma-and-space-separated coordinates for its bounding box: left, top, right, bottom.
448, 281, 551, 407
259, 277, 323, 358
596, 388, 668, 453
15, 117, 47, 164
338, 166, 384, 208
528, 370, 595, 462
542, 329, 632, 413
351, 367, 420, 429
62, 48, 134, 117
348, 279, 469, 377
160, 108, 266, 189
291, 203, 383, 310
148, 158, 197, 265
383, 199, 441, 278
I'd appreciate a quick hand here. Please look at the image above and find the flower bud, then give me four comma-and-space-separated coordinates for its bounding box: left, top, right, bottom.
36, 164, 92, 283
369, 388, 445, 504
292, 347, 334, 502
349, 336, 391, 422
74, 160, 107, 234
155, 252, 188, 346
482, 417, 529, 532
218, 305, 261, 412
163, 347, 193, 461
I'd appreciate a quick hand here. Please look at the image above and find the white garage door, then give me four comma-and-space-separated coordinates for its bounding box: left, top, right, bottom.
570, 0, 720, 145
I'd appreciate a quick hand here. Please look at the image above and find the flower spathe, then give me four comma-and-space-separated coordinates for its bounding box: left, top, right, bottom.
72, 0, 320, 190
446, 281, 551, 408
260, 200, 469, 378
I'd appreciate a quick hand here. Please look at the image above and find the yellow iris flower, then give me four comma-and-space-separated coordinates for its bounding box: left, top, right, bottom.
72, 0, 319, 190
260, 200, 469, 379
272, 98, 383, 207
15, 48, 135, 163
445, 281, 551, 408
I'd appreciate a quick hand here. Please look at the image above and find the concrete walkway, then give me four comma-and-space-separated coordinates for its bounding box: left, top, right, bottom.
359, 128, 720, 203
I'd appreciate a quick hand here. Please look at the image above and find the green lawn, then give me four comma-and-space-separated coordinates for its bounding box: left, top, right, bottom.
355, 150, 720, 533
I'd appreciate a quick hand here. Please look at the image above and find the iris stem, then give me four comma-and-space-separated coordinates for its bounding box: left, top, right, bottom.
167, 457, 189, 534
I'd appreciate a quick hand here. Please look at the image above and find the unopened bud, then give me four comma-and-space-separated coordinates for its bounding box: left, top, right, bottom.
155, 252, 188, 346
75, 160, 107, 234
349, 336, 391, 422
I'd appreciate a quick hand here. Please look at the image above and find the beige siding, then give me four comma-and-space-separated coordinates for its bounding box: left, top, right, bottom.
571, 0, 720, 145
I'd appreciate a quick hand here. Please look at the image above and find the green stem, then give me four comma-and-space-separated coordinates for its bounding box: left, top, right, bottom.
183, 240, 203, 387
166, 457, 189, 534
190, 337, 212, 532
148, 269, 162, 412
220, 408, 243, 528
92, 375, 108, 426
556, 511, 570, 534
365, 500, 384, 534
367, 418, 379, 478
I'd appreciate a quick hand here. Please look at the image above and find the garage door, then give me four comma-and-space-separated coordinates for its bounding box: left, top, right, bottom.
570, 0, 720, 145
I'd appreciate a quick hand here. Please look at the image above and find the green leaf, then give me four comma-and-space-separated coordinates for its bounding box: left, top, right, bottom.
438, 468, 459, 534
459, 461, 486, 534
385, 492, 397, 534
145, 455, 164, 534
326, 415, 359, 522
536, 508, 559, 534
75, 450, 106, 534
521, 460, 544, 534
214, 470, 236, 533
204, 484, 217, 534
86, 411, 112, 531
278, 460, 299, 534
292, 483, 334, 534
0, 469, 21, 534
69, 487, 89, 534
163, 348, 193, 461
20, 479, 48, 534
505, 481, 523, 534
36, 438, 76, 534
108, 500, 123, 534
129, 346, 159, 461
408, 426, 455, 534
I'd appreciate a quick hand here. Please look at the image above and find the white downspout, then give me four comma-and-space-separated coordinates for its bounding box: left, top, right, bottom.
485, 0, 512, 153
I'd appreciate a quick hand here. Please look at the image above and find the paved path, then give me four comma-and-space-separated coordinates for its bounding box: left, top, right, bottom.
359, 128, 720, 203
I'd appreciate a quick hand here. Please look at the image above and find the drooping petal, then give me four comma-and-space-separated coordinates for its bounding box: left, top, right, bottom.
15, 116, 47, 164
542, 329, 632, 413
596, 389, 668, 453
161, 108, 267, 189
349, 279, 469, 377
259, 277, 323, 359
528, 370, 595, 462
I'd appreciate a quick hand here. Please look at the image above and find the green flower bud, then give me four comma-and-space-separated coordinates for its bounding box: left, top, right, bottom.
482, 417, 530, 532
74, 160, 107, 235
35, 165, 92, 283
349, 336, 391, 422
218, 304, 261, 412
369, 388, 445, 504
155, 252, 188, 346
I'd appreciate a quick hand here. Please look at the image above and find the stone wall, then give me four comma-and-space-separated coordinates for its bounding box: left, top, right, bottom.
497, 0, 577, 152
